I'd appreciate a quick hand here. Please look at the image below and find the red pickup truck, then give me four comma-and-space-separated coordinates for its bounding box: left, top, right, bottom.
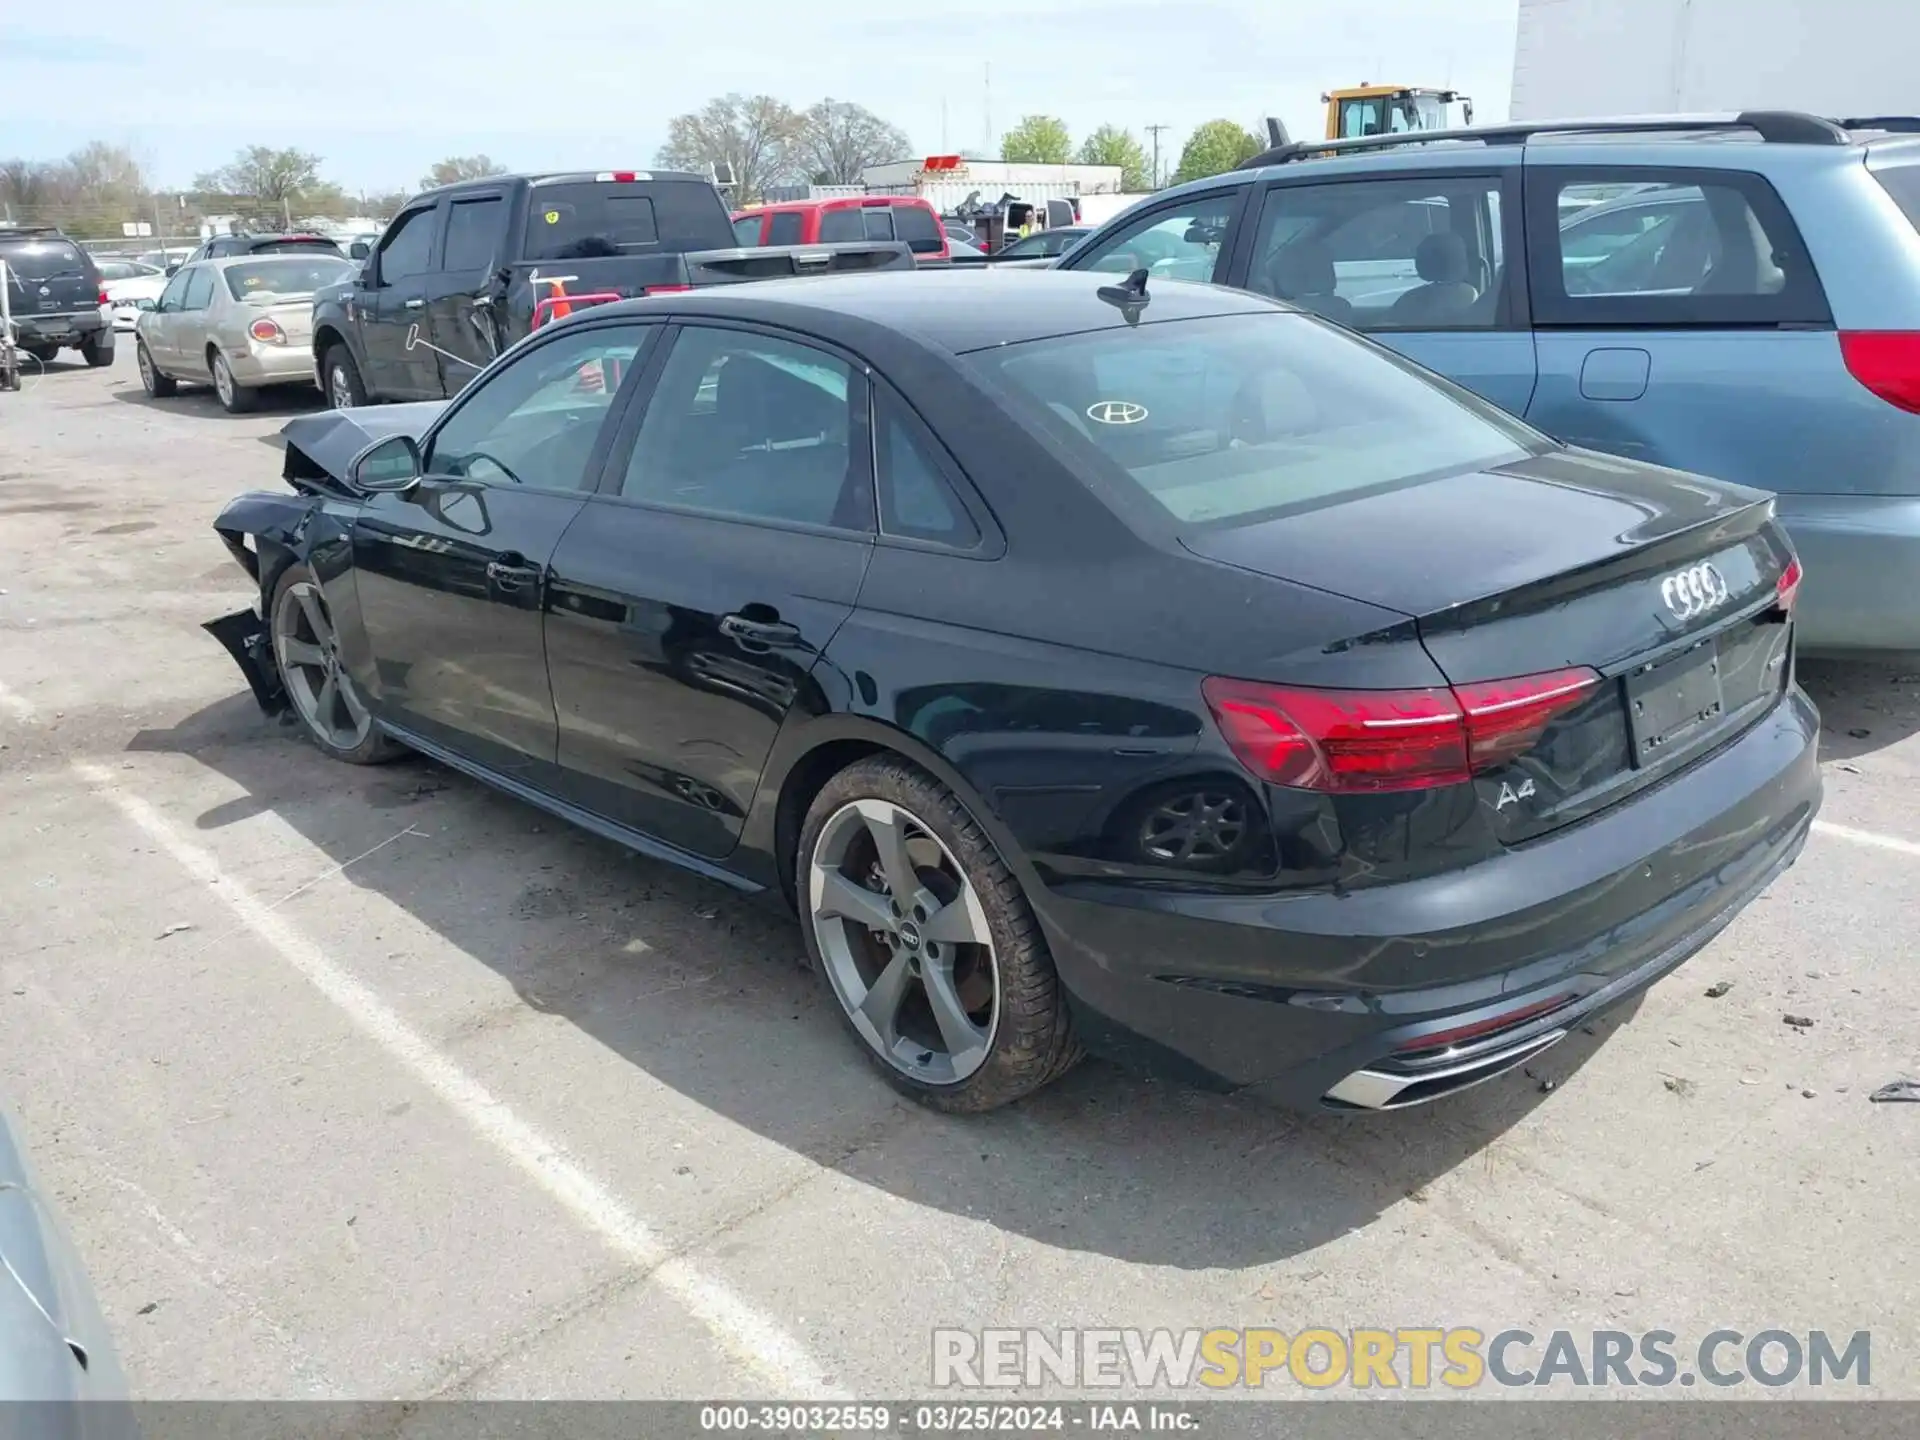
732, 196, 950, 263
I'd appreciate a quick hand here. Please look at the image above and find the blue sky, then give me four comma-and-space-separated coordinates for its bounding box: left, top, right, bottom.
2, 1, 1522, 192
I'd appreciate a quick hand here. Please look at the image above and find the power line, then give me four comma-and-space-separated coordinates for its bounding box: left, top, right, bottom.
1145, 124, 1171, 189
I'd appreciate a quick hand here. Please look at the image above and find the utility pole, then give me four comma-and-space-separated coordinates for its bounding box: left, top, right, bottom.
1145, 124, 1170, 189
983, 62, 992, 156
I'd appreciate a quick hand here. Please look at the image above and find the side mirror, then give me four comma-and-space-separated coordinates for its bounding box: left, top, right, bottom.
165, 263, 181, 276
135, 298, 157, 312
349, 241, 370, 260
349, 435, 422, 491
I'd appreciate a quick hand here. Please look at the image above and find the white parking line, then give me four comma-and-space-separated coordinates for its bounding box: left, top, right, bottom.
1812, 819, 1920, 858
71, 761, 845, 1401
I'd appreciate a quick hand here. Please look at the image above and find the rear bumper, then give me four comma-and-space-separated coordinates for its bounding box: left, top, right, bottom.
1034, 688, 1821, 1106
228, 342, 319, 386
1774, 491, 1920, 653
10, 310, 109, 344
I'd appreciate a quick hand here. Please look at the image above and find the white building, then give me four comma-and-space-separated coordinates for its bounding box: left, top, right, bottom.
858, 157, 1126, 215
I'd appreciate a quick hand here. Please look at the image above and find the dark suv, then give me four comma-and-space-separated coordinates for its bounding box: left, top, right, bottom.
0, 226, 113, 368
183, 233, 345, 265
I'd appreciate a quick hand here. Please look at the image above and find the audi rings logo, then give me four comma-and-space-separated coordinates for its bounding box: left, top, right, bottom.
1087, 400, 1148, 425
1660, 562, 1731, 622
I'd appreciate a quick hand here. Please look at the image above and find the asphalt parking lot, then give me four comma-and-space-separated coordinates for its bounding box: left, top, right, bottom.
2, 350, 1918, 1404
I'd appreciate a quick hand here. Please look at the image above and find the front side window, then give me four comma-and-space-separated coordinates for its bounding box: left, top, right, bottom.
968, 312, 1542, 528
378, 207, 438, 282
732, 215, 763, 246
1248, 176, 1505, 331
425, 324, 650, 490
1066, 192, 1241, 283
620, 325, 868, 530
1527, 169, 1831, 326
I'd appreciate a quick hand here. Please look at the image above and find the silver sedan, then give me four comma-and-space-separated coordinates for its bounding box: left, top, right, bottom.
134, 253, 356, 413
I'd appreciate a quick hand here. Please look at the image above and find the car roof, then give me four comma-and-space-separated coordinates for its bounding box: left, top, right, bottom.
419, 169, 713, 198
596, 267, 1283, 354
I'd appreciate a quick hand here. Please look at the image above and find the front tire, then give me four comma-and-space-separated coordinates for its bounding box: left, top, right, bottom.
137, 339, 176, 397
211, 350, 256, 412
323, 343, 367, 408
797, 756, 1080, 1112
269, 564, 400, 765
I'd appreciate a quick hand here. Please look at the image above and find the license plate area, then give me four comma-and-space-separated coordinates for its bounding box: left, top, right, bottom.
1627, 643, 1725, 766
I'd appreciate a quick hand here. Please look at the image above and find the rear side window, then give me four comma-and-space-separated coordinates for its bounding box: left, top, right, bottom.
443, 196, 507, 272
1525, 169, 1831, 327
0, 239, 89, 280
768, 211, 804, 245
968, 312, 1541, 528
525, 180, 735, 259
819, 209, 864, 244
875, 389, 980, 545
1872, 164, 1920, 233
892, 203, 943, 255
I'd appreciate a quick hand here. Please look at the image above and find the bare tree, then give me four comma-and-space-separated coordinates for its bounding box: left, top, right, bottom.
194, 146, 324, 206
656, 94, 802, 202
421, 155, 507, 191
794, 99, 911, 186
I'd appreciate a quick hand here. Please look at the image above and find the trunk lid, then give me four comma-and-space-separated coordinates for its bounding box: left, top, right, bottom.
1182, 448, 1799, 841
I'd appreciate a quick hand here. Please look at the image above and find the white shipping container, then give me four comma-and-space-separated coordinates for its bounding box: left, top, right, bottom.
1511, 0, 1916, 123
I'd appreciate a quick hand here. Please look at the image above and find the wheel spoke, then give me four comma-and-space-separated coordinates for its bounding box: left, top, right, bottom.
857, 950, 914, 1045
280, 638, 326, 669
924, 961, 987, 1066
316, 672, 340, 730
815, 870, 896, 935
861, 804, 921, 904
338, 672, 369, 727
922, 892, 988, 946
296, 589, 332, 646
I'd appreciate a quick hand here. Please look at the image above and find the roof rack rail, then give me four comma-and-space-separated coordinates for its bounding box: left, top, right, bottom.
1838, 115, 1920, 134
1238, 110, 1850, 170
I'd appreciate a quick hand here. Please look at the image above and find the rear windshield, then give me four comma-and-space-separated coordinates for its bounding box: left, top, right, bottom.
0, 238, 91, 281
968, 312, 1542, 527
254, 238, 342, 256
1873, 164, 1920, 233
525, 179, 735, 260
224, 255, 353, 300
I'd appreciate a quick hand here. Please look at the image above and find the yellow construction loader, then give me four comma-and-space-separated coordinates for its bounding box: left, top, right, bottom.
1322, 85, 1474, 139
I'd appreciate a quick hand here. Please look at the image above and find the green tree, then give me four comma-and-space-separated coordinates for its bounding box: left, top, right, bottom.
1075, 125, 1150, 190
657, 93, 802, 203
1000, 115, 1072, 165
194, 146, 324, 205
421, 154, 506, 191
1172, 120, 1262, 183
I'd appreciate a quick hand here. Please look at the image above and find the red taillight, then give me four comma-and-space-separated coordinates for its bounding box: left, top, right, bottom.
1202, 666, 1601, 794
642, 284, 691, 295
1397, 993, 1575, 1056
1776, 556, 1803, 610
1838, 331, 1920, 413
249, 316, 285, 344
98, 287, 110, 306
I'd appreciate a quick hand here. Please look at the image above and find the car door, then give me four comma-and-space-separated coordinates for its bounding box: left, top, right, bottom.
361, 201, 443, 399
348, 320, 658, 784
1519, 162, 1836, 498
142, 266, 192, 367
543, 321, 876, 858
1057, 185, 1251, 285
426, 188, 511, 396
1239, 169, 1538, 416
171, 265, 218, 380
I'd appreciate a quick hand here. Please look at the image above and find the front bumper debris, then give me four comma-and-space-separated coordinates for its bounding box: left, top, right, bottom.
203, 608, 286, 714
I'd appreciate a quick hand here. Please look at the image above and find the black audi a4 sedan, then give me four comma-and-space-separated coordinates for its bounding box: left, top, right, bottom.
206, 267, 1820, 1113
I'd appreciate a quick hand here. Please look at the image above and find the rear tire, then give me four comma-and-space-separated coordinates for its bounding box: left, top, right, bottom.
23, 344, 58, 366
323, 343, 367, 408
269, 564, 401, 766
80, 334, 114, 368
211, 350, 256, 412
797, 755, 1081, 1112
136, 339, 177, 397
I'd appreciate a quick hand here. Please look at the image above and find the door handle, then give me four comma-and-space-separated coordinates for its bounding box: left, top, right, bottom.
719, 612, 802, 647
404, 298, 425, 310
486, 555, 541, 590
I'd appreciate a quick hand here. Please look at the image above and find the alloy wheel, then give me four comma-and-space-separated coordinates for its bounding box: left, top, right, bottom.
808, 798, 1000, 1085
328, 363, 355, 409
273, 580, 372, 750
136, 343, 154, 393
213, 354, 236, 407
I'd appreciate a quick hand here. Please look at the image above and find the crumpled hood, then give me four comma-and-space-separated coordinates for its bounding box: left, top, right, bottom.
281, 402, 447, 487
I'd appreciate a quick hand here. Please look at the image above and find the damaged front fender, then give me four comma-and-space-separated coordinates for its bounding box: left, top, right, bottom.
208, 489, 334, 717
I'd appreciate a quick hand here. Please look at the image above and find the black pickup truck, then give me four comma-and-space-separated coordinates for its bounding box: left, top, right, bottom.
311, 170, 911, 407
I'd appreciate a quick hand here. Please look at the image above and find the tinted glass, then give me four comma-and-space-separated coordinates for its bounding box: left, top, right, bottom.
0, 239, 89, 280
180, 267, 214, 310
1070, 194, 1237, 282
379, 208, 437, 280
1875, 164, 1920, 232
878, 400, 978, 545
893, 203, 943, 255
426, 325, 648, 490
732, 215, 763, 245
96, 261, 147, 281
621, 326, 867, 529
523, 179, 734, 260
969, 313, 1540, 527
223, 256, 353, 300
443, 196, 506, 272
1249, 177, 1504, 331
252, 238, 342, 256
818, 209, 863, 244
861, 208, 897, 241
768, 211, 804, 245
